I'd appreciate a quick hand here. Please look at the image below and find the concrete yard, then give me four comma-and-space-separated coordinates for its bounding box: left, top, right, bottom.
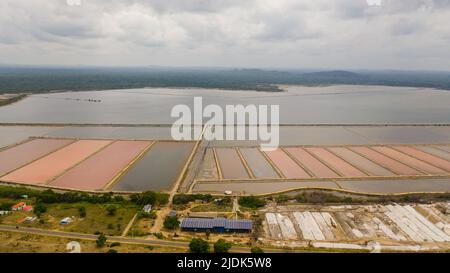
260, 203, 450, 251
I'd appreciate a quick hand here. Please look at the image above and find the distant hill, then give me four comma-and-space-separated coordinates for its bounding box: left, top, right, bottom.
302, 70, 361, 78
0, 66, 449, 94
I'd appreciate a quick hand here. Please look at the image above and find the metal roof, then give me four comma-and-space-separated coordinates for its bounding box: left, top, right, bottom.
181, 218, 252, 230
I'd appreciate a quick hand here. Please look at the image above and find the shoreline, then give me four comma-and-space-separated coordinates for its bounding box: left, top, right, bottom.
0, 94, 28, 107
1, 83, 450, 97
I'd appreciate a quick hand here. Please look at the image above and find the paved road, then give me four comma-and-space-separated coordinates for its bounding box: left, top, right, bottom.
0, 224, 285, 253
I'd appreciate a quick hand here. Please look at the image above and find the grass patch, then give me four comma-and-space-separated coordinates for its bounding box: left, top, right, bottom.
37, 203, 138, 236
0, 230, 185, 253
0, 199, 138, 236
128, 217, 153, 238
190, 202, 232, 212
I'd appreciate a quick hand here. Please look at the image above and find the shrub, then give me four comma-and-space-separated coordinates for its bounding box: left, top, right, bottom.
238, 196, 266, 209
189, 238, 209, 253
251, 247, 264, 253
275, 195, 290, 203
113, 195, 124, 202
163, 216, 180, 230
130, 191, 169, 206
214, 239, 232, 253
173, 194, 213, 205
137, 210, 157, 219
78, 206, 86, 217
106, 205, 117, 216
153, 232, 164, 239
96, 234, 107, 248
0, 203, 14, 211
34, 203, 47, 217
294, 192, 358, 204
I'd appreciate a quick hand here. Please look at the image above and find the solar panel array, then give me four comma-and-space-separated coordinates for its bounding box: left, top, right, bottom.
181, 217, 252, 230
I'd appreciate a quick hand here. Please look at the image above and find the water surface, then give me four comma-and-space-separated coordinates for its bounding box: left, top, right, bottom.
1, 85, 450, 124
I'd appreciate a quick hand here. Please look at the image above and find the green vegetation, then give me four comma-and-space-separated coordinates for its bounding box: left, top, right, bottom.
190, 197, 233, 212
163, 216, 180, 230
251, 247, 264, 253
0, 187, 119, 204
96, 234, 107, 248
213, 239, 232, 253
173, 194, 213, 205
189, 238, 210, 253
0, 94, 27, 107
2, 67, 450, 95
130, 191, 169, 206
272, 190, 450, 205
153, 232, 164, 239
106, 205, 117, 216
0, 201, 138, 236
0, 202, 14, 211
294, 192, 356, 204
78, 206, 86, 217
275, 194, 290, 203
107, 249, 118, 253
137, 210, 157, 219
238, 196, 266, 209
0, 187, 169, 207
34, 203, 47, 217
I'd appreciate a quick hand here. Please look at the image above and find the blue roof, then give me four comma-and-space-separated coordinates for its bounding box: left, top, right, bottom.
181, 218, 252, 230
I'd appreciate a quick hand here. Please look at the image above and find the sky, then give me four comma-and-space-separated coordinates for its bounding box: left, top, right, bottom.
0, 0, 449, 70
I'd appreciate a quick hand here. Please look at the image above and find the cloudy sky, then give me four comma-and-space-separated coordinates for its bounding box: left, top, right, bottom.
0, 0, 449, 70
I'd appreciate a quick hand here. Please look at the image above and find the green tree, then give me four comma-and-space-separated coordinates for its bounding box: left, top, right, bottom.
130, 191, 169, 206
78, 206, 86, 217
106, 205, 117, 216
34, 203, 47, 217
0, 203, 14, 211
251, 247, 264, 253
96, 234, 107, 248
214, 239, 232, 253
189, 238, 209, 253
238, 196, 266, 209
163, 216, 180, 230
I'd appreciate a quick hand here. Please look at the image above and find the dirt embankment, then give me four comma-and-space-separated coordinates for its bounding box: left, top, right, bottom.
0, 94, 27, 107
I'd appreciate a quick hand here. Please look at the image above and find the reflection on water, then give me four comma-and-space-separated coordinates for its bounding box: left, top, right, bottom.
0, 85, 450, 124
113, 142, 195, 191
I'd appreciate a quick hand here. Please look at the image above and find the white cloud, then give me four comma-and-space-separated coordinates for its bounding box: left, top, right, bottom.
0, 0, 449, 69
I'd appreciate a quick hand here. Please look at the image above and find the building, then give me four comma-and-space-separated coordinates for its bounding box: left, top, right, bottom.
11, 202, 26, 211
143, 204, 152, 213
180, 217, 252, 233
23, 205, 33, 212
